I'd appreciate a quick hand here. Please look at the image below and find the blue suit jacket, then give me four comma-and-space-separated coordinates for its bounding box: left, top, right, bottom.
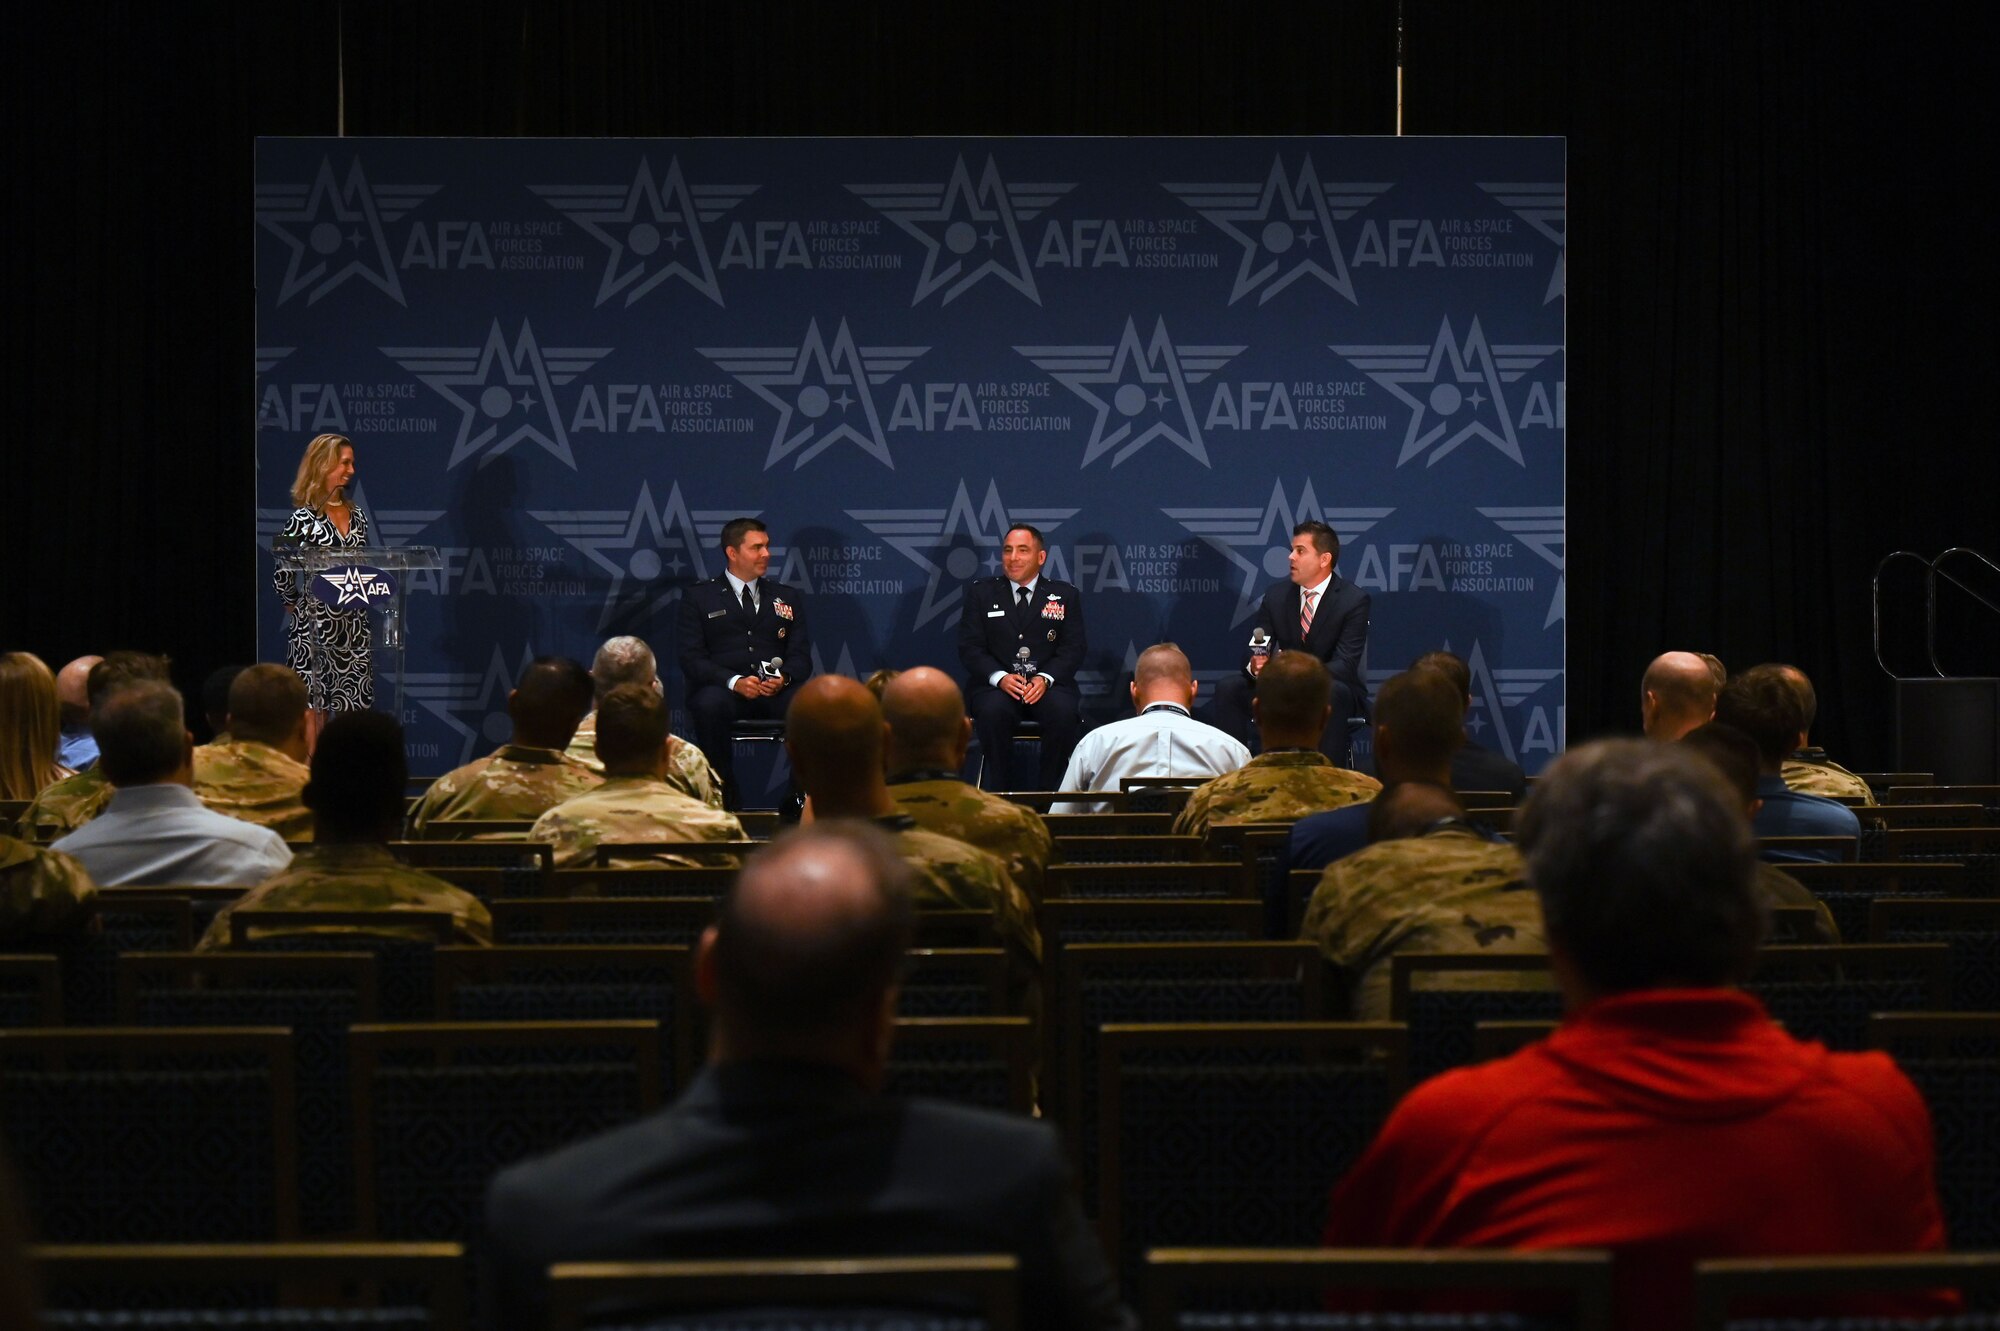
675, 576, 812, 691
1247, 575, 1371, 706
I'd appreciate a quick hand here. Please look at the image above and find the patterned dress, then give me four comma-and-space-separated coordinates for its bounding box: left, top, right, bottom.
277, 505, 373, 712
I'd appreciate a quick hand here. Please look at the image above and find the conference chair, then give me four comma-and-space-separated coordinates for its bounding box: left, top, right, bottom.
0, 954, 61, 1027
1044, 861, 1244, 899
886, 1015, 1035, 1114
1388, 951, 1564, 1083
1870, 896, 2000, 1008
546, 1255, 1021, 1331
1692, 1253, 2000, 1330
1745, 943, 1950, 1049
232, 908, 459, 1021
489, 896, 715, 947
1784, 860, 1967, 941
898, 947, 1010, 1017
1869, 1012, 2000, 1248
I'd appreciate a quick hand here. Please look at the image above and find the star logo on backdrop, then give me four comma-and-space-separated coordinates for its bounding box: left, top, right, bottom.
848, 479, 1079, 631
1016, 316, 1242, 468
847, 155, 1074, 306
1161, 478, 1394, 626
1477, 505, 1566, 628
404, 644, 536, 768
529, 156, 756, 308
1479, 181, 1565, 303
254, 157, 440, 307
531, 481, 761, 632
1365, 639, 1563, 766
256, 482, 442, 546
699, 317, 927, 472
1331, 316, 1559, 468
1163, 155, 1392, 305
382, 319, 611, 470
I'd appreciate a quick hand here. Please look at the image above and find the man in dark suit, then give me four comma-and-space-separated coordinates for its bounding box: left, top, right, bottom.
957, 524, 1088, 790
1212, 520, 1369, 763
676, 517, 812, 808
481, 822, 1134, 1331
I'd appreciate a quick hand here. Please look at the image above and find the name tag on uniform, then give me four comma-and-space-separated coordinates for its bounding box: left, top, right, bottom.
707, 609, 726, 619
986, 609, 1005, 617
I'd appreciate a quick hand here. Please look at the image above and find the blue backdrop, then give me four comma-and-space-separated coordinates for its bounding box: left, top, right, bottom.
255, 136, 1565, 775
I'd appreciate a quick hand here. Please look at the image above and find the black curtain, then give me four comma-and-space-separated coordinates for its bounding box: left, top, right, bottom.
8, 0, 1994, 766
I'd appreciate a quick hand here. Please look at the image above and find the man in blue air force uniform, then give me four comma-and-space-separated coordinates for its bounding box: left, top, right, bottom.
676, 517, 813, 808
957, 524, 1087, 791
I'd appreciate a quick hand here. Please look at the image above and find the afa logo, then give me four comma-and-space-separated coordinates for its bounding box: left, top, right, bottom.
699, 317, 929, 472
1016, 317, 1244, 468
848, 479, 1078, 632
1368, 640, 1565, 766
404, 644, 537, 768
255, 347, 349, 434
531, 156, 757, 307
382, 319, 613, 470
848, 155, 1075, 306
255, 158, 442, 307
530, 481, 771, 633
1164, 155, 1394, 305
1480, 181, 1565, 303
1479, 505, 1565, 628
1332, 316, 1561, 468
1161, 478, 1393, 626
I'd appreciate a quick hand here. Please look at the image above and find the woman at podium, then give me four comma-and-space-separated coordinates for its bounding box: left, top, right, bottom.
277, 432, 373, 719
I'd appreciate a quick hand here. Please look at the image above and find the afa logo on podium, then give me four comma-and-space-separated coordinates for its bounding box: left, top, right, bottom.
256, 136, 1564, 771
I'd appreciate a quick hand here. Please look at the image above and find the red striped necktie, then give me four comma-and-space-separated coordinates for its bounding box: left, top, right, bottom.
1300, 588, 1317, 637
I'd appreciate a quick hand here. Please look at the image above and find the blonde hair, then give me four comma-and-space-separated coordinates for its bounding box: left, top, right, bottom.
290, 433, 354, 511
0, 652, 64, 801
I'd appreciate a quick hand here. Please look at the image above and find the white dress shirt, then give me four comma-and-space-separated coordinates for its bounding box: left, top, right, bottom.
52, 783, 293, 886
1052, 702, 1251, 813
988, 576, 1054, 687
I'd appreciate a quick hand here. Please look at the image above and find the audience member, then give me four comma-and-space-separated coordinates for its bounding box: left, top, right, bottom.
1697, 652, 1727, 688
1299, 779, 1539, 1019
1325, 739, 1951, 1330
1714, 665, 1861, 861
1172, 651, 1379, 838
1681, 723, 1839, 942
0, 652, 67, 803
1286, 667, 1465, 875
568, 636, 721, 808
15, 652, 172, 837
54, 654, 101, 771
1639, 650, 1718, 741
1774, 663, 1875, 803
191, 664, 313, 840
0, 834, 98, 942
1052, 643, 1248, 813
200, 712, 490, 949
532, 684, 743, 868
1410, 649, 1527, 800
788, 675, 1041, 999
481, 823, 1131, 1331
201, 664, 247, 742
863, 667, 901, 698
883, 666, 1054, 903
51, 681, 290, 886
409, 656, 599, 831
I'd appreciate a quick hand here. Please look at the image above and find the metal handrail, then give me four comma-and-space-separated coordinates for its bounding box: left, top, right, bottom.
1874, 548, 2000, 681
1872, 550, 1938, 681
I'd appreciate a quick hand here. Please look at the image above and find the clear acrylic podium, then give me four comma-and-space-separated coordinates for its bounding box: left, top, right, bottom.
271, 543, 441, 721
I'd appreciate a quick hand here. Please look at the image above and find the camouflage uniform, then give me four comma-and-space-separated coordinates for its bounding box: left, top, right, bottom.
890, 773, 1054, 906
408, 744, 603, 833
1783, 750, 1875, 804
1301, 825, 1544, 1020
0, 836, 99, 940
1757, 861, 1841, 944
567, 712, 724, 810
878, 813, 1042, 1028
196, 842, 492, 951
193, 740, 313, 842
1172, 749, 1381, 839
14, 767, 112, 840
530, 776, 745, 869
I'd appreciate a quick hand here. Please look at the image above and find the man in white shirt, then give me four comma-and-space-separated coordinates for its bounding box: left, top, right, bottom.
53, 680, 292, 887
1054, 644, 1249, 813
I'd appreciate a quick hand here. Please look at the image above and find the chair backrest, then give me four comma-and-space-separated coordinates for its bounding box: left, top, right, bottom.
491, 896, 716, 946
735, 810, 780, 839
1096, 1023, 1407, 1284
1785, 860, 1968, 942
1001, 791, 1100, 811
1045, 811, 1176, 840
1044, 861, 1244, 899
0, 1026, 298, 1241
887, 1016, 1034, 1114
1388, 952, 1562, 1082
1864, 802, 1989, 829
1040, 898, 1264, 952
1747, 943, 1951, 1048
545, 1254, 1020, 1331
556, 865, 739, 898
392, 839, 553, 871
1049, 835, 1206, 863
1891, 784, 2000, 814
1869, 897, 2000, 1008
1868, 1012, 2000, 1248
411, 819, 538, 841
1692, 1252, 2000, 1331
1142, 1247, 1616, 1331
0, 954, 62, 1027
900, 948, 1009, 1017
1761, 835, 1859, 862
31, 1241, 467, 1327
231, 910, 456, 1021
94, 893, 196, 951
1473, 1019, 1560, 1061
349, 1019, 664, 1240
1118, 779, 1198, 814
1881, 827, 2000, 893
595, 839, 762, 867
1857, 772, 1936, 795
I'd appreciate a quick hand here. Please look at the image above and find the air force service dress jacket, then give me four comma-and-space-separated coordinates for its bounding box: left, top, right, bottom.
957, 576, 1088, 693
676, 575, 812, 691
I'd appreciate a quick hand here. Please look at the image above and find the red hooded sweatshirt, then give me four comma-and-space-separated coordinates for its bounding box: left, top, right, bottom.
1325, 988, 1954, 1329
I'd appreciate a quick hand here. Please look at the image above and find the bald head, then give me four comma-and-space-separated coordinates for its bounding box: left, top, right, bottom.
1641, 651, 1719, 741
56, 656, 100, 714
881, 667, 970, 774
786, 675, 893, 816
1131, 643, 1196, 711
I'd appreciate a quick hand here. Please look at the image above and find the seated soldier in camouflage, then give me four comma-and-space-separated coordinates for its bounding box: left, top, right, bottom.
192, 664, 313, 841
1300, 780, 1543, 1020
788, 675, 1042, 1014
15, 651, 172, 839
569, 636, 722, 808
200, 712, 490, 950
1681, 722, 1840, 943
533, 684, 745, 870
1172, 651, 1379, 840
882, 666, 1054, 905
0, 836, 98, 942
409, 656, 601, 834
1774, 664, 1874, 803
